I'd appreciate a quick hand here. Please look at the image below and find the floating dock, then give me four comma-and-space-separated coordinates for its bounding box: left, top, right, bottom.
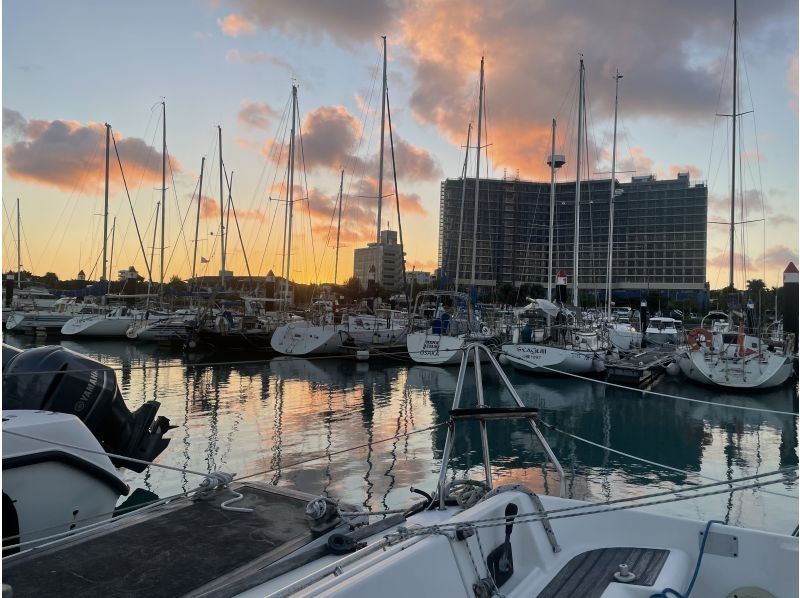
605, 349, 675, 388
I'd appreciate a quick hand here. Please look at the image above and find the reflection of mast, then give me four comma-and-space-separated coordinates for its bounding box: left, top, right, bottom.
361, 383, 375, 508
270, 377, 285, 485
323, 389, 334, 496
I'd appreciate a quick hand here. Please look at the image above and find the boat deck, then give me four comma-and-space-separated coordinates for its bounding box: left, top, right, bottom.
3, 482, 337, 598
538, 546, 669, 597
605, 349, 675, 387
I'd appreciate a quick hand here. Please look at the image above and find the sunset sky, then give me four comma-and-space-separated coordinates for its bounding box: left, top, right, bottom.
2, 0, 798, 289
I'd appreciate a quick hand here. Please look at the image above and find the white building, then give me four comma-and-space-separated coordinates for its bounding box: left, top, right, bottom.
353, 230, 405, 292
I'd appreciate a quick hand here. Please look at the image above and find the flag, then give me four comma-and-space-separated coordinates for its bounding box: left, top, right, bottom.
200, 257, 209, 264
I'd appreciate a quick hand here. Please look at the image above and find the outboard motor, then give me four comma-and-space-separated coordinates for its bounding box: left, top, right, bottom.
2, 344, 171, 472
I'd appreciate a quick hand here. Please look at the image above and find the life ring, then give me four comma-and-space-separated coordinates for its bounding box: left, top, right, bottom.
687, 328, 712, 351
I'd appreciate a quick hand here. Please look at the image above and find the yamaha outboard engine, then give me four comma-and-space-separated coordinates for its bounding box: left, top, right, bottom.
2, 344, 171, 472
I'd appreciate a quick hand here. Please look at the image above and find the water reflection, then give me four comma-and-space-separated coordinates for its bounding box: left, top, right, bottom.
2, 332, 797, 532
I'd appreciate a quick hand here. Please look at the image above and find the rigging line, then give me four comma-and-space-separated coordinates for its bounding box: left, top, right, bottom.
112, 130, 153, 281
165, 149, 194, 278
255, 104, 292, 277
3, 429, 209, 477
537, 419, 797, 500
3, 490, 195, 555
495, 350, 798, 417
403, 475, 794, 535
223, 165, 253, 281
235, 422, 447, 482
706, 24, 735, 190
115, 107, 163, 270
295, 96, 320, 286
245, 95, 292, 264
19, 218, 38, 276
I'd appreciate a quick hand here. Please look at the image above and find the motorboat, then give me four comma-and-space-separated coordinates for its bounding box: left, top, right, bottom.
2, 344, 795, 597
606, 308, 643, 351
644, 316, 682, 347
676, 312, 795, 389
406, 291, 496, 366
2, 344, 171, 554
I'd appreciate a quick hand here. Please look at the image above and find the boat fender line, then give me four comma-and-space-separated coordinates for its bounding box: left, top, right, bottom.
194, 471, 253, 513
687, 328, 713, 351
650, 519, 725, 598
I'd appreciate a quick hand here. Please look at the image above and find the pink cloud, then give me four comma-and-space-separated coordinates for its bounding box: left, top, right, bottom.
218, 13, 256, 37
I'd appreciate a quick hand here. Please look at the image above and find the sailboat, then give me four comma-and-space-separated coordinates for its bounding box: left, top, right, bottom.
676, 0, 794, 389
602, 72, 643, 352
407, 56, 495, 365
271, 39, 407, 357
501, 59, 606, 375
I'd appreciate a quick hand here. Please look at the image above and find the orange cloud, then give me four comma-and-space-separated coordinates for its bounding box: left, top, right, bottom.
4, 112, 180, 195
218, 13, 255, 37
238, 100, 277, 129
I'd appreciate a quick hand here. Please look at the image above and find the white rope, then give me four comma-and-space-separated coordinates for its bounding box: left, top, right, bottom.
537, 418, 798, 500
3, 429, 209, 478
386, 475, 793, 541
498, 349, 798, 417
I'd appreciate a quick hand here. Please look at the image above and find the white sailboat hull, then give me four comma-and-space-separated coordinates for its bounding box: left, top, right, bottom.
676, 350, 793, 389
6, 312, 74, 332
406, 332, 470, 366
501, 343, 603, 375
270, 321, 344, 356
608, 327, 642, 351
62, 314, 168, 337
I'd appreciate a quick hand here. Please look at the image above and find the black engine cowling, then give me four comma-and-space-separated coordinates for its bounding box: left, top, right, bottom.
2, 344, 171, 472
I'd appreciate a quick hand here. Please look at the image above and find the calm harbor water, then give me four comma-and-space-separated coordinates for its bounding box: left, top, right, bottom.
4, 333, 798, 534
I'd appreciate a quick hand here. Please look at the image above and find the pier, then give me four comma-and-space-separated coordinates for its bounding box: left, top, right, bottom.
605, 348, 676, 388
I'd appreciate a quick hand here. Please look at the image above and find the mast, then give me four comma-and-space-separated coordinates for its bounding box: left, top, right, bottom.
160, 102, 166, 296
334, 169, 344, 285
103, 123, 110, 282
109, 216, 116, 288
471, 56, 484, 290
455, 122, 472, 293
573, 58, 585, 307
547, 119, 556, 302
192, 157, 205, 283
729, 0, 738, 290
16, 198, 20, 288
606, 70, 622, 319
218, 125, 226, 288
285, 85, 298, 307
376, 35, 388, 244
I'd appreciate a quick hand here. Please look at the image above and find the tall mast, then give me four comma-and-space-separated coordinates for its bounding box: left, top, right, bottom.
573, 58, 585, 307
455, 122, 472, 293
471, 56, 484, 289
285, 85, 298, 306
334, 169, 344, 285
16, 198, 20, 288
729, 0, 738, 290
606, 70, 622, 319
109, 216, 116, 288
376, 35, 388, 244
103, 123, 110, 282
160, 102, 166, 295
547, 119, 556, 302
192, 157, 205, 283
218, 125, 226, 288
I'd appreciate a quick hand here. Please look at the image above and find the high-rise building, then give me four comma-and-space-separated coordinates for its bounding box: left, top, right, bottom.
353, 230, 405, 291
438, 172, 707, 295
